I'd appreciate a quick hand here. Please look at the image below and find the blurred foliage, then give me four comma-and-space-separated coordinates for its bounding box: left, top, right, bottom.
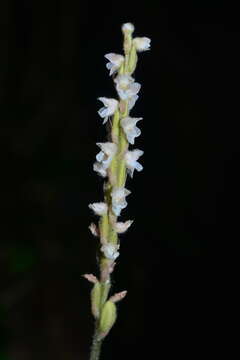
0, 305, 9, 360
7, 246, 37, 274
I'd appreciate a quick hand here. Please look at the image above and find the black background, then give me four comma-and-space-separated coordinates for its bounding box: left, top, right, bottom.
0, 1, 239, 359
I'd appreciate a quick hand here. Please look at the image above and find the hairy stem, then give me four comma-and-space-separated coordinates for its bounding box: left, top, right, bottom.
90, 327, 102, 360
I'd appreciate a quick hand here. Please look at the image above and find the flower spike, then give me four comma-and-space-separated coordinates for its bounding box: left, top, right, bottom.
87, 22, 150, 357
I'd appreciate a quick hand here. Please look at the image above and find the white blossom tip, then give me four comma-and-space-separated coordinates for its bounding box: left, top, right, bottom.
122, 23, 135, 33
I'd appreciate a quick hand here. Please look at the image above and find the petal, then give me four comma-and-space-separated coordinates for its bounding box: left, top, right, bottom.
133, 37, 151, 52
106, 62, 113, 70
114, 220, 133, 233
135, 161, 143, 172
128, 95, 139, 110
98, 107, 107, 118
129, 82, 141, 96
96, 151, 105, 162
93, 162, 107, 177
89, 202, 108, 215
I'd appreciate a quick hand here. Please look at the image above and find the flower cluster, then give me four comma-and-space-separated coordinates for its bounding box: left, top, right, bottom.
89, 22, 150, 262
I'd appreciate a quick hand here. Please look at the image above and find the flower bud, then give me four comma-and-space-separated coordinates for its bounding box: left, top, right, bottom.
90, 282, 101, 318
99, 300, 117, 339
121, 23, 135, 34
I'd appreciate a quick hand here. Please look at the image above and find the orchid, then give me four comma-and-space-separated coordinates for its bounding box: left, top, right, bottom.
96, 142, 117, 167
97, 97, 119, 124
104, 53, 124, 76
125, 149, 144, 177
121, 116, 142, 144
114, 74, 141, 100
111, 187, 131, 217
93, 142, 117, 177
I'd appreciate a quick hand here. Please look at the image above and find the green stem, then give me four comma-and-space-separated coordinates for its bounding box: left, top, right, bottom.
90, 326, 103, 360
90, 281, 110, 360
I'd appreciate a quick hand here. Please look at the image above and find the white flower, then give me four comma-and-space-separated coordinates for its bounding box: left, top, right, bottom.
121, 23, 135, 33
98, 97, 119, 124
104, 53, 124, 76
93, 142, 117, 177
111, 187, 131, 217
125, 149, 144, 178
114, 220, 133, 233
100, 243, 120, 260
96, 142, 117, 167
93, 162, 107, 177
133, 37, 151, 52
89, 202, 108, 216
114, 75, 141, 100
121, 116, 142, 144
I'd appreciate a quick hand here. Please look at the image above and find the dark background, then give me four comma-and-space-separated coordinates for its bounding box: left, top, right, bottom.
0, 1, 239, 359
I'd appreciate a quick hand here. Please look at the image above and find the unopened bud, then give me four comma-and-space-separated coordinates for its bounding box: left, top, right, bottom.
91, 282, 101, 318
122, 23, 135, 34
99, 301, 117, 339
